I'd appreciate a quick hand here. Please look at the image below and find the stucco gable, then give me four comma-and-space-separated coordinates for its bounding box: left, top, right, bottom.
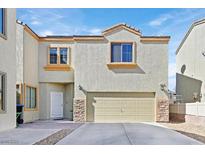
102, 23, 141, 36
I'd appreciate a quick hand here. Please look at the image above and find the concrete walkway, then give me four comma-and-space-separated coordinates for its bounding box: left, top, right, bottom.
57, 123, 203, 145
0, 120, 81, 145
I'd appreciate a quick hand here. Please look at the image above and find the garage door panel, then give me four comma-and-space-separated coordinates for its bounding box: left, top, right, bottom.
94, 97, 155, 122
95, 115, 123, 122
95, 109, 122, 115
96, 102, 122, 108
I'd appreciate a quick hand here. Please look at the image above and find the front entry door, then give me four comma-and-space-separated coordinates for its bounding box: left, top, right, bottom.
50, 92, 63, 119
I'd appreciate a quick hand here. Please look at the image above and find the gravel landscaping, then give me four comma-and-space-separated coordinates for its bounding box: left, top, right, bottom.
34, 129, 72, 145
162, 122, 205, 144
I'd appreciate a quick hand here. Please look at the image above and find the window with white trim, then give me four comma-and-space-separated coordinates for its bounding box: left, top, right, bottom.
111, 43, 133, 63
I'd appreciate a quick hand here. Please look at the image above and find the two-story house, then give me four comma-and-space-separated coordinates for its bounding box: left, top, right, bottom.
0, 8, 16, 131
16, 22, 170, 123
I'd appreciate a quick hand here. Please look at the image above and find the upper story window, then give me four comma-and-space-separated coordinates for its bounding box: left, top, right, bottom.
49, 48, 58, 64
60, 48, 68, 64
45, 46, 71, 71
0, 8, 5, 36
48, 47, 69, 65
0, 72, 6, 112
111, 43, 133, 63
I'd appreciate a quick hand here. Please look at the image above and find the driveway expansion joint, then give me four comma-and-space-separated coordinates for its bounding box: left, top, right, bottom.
121, 123, 133, 145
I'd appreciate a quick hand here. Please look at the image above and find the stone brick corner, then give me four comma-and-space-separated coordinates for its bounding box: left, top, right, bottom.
73, 99, 86, 122
156, 98, 169, 122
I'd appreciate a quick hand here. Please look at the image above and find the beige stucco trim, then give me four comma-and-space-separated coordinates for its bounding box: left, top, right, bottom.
39, 36, 170, 43
39, 37, 74, 42
39, 37, 104, 42
44, 65, 72, 71
107, 63, 138, 69
73, 36, 105, 41
24, 25, 39, 41
140, 37, 170, 43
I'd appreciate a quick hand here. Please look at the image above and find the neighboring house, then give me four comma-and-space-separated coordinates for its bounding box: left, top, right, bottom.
16, 22, 170, 123
176, 19, 205, 103
0, 9, 16, 131
170, 19, 205, 124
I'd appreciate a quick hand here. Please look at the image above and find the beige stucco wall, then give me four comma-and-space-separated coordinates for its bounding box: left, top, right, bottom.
0, 9, 16, 131
39, 83, 73, 120
16, 24, 40, 123
38, 42, 74, 83
74, 29, 168, 99
23, 30, 39, 86
23, 29, 39, 123
176, 23, 205, 102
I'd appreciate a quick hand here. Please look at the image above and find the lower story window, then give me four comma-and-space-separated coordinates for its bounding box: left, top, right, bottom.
0, 72, 6, 112
25, 86, 37, 109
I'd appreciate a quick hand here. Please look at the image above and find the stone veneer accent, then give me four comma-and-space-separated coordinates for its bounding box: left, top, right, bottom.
73, 99, 86, 122
156, 98, 169, 122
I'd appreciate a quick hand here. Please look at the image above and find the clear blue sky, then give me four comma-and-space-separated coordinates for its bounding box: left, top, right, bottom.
16, 8, 205, 91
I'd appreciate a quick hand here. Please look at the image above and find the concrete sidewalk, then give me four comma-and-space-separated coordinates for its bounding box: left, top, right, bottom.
0, 120, 81, 145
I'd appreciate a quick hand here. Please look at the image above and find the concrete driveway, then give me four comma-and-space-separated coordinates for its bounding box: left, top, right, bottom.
0, 120, 81, 145
57, 123, 203, 145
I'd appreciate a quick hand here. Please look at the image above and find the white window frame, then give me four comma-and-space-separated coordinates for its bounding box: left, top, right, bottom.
110, 42, 134, 63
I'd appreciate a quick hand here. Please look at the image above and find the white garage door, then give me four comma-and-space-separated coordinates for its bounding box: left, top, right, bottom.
93, 97, 155, 122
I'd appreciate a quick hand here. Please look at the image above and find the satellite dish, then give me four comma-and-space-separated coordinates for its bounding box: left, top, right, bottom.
181, 64, 186, 74
202, 51, 205, 57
